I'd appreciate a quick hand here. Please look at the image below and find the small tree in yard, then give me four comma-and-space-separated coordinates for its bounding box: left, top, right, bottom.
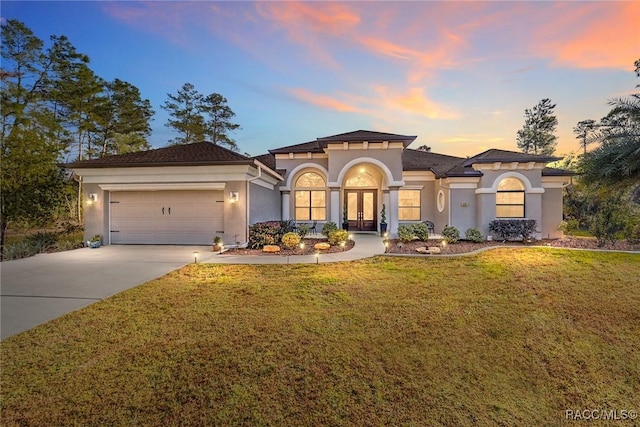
590, 196, 628, 247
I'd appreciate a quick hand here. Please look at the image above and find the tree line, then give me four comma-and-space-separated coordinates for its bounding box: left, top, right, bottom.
516, 60, 640, 245
0, 19, 240, 257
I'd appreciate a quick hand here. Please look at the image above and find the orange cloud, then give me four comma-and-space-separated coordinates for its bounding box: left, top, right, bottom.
254, 1, 360, 69
288, 88, 361, 113
376, 87, 460, 120
544, 2, 640, 69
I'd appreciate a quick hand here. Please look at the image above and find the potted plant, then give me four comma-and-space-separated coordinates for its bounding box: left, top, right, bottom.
380, 204, 387, 236
88, 234, 102, 248
212, 235, 223, 252
342, 204, 349, 231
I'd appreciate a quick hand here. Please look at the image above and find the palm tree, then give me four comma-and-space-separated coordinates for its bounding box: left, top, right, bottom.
579, 60, 640, 186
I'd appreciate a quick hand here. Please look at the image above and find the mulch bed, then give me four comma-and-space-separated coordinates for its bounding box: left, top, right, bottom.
221, 238, 355, 256
386, 236, 640, 255
220, 236, 639, 257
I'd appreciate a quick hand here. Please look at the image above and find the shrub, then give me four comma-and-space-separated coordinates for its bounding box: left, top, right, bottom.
442, 226, 460, 244
328, 229, 349, 246
321, 222, 338, 238
55, 239, 83, 251
2, 241, 38, 260
590, 199, 627, 247
412, 223, 430, 241
397, 224, 417, 243
296, 223, 309, 239
489, 219, 537, 241
281, 232, 301, 249
25, 231, 59, 253
558, 219, 579, 235
59, 221, 83, 236
625, 216, 640, 243
249, 221, 285, 249
465, 228, 484, 243
279, 219, 296, 235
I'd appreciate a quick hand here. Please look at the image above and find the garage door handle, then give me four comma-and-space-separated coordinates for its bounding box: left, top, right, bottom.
162, 207, 165, 215
168, 207, 171, 215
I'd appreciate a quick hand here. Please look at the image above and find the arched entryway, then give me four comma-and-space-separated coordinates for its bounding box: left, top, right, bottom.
343, 164, 384, 231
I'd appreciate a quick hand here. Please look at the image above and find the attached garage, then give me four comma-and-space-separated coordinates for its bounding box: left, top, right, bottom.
109, 190, 225, 245
69, 141, 283, 246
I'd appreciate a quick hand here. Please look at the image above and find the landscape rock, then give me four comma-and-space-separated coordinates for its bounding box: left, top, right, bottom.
314, 242, 331, 250
263, 245, 281, 253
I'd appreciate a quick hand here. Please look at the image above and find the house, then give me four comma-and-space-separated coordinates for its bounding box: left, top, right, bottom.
69, 130, 573, 245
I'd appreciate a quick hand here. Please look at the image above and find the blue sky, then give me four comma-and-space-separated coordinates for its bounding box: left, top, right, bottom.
2, 1, 638, 157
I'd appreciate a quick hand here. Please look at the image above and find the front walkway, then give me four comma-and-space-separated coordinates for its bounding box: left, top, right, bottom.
206, 233, 386, 264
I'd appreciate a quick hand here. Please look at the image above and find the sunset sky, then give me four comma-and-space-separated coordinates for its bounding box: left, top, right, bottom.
3, 1, 639, 158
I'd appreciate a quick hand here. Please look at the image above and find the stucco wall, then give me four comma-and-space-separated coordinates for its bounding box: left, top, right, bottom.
327, 149, 404, 184
541, 188, 564, 239
433, 182, 449, 234
449, 188, 476, 234
250, 182, 281, 224
222, 181, 248, 246
82, 183, 108, 244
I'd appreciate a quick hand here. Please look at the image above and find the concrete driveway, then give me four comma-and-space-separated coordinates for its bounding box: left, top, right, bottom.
1, 245, 215, 340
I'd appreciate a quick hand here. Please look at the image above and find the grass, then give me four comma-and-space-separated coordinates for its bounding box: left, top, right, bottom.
2, 248, 639, 426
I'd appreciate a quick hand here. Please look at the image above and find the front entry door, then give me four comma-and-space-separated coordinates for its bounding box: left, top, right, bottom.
346, 190, 377, 231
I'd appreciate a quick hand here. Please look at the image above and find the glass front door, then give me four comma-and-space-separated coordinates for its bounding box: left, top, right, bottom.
345, 190, 377, 231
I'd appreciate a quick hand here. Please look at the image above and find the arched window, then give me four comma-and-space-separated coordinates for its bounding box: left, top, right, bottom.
296, 172, 325, 188
496, 177, 525, 218
295, 172, 326, 221
345, 172, 376, 187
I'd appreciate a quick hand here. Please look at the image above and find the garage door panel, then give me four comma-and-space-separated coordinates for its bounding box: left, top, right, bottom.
110, 190, 224, 244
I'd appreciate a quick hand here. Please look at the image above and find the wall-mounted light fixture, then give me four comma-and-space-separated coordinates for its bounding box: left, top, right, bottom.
229, 191, 239, 203
88, 193, 98, 204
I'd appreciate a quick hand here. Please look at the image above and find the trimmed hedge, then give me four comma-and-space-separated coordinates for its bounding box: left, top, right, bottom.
489, 219, 537, 241
248, 220, 296, 249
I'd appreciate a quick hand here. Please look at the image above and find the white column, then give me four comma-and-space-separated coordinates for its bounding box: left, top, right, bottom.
389, 188, 399, 237
330, 188, 340, 225
282, 192, 290, 220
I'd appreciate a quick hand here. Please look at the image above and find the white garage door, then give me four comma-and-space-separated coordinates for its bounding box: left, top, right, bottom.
110, 191, 225, 244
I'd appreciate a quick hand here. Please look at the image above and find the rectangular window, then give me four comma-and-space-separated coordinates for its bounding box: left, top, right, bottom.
496, 192, 525, 218
295, 190, 326, 221
398, 189, 421, 221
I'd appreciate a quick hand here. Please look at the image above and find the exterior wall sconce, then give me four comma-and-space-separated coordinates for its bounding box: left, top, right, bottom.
229, 191, 239, 203
88, 193, 98, 204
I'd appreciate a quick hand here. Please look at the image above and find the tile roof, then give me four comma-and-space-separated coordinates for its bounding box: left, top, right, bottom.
269, 130, 417, 154
542, 167, 576, 177
269, 140, 323, 154
67, 141, 252, 168
462, 149, 560, 166
402, 149, 473, 178
316, 130, 417, 143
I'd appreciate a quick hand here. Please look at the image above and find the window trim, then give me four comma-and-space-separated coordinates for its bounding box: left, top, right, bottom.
293, 170, 327, 221
495, 179, 525, 218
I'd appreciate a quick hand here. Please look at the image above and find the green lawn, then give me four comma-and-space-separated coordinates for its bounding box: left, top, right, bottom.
2, 248, 639, 426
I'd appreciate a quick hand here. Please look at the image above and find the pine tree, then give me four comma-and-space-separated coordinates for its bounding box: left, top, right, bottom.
163, 83, 240, 150
516, 98, 558, 155
201, 92, 240, 151
162, 83, 206, 145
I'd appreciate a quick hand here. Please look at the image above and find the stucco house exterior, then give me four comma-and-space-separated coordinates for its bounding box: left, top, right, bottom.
69, 130, 573, 246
